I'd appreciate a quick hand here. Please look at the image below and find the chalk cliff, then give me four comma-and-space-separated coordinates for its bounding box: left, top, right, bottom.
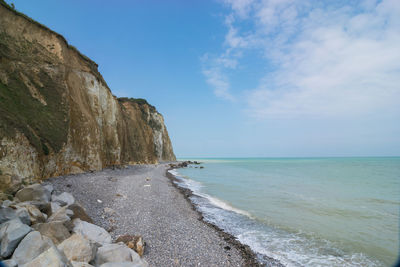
0, 1, 175, 192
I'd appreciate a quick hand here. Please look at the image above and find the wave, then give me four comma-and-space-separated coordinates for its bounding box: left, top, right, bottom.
168, 169, 384, 267
168, 169, 253, 218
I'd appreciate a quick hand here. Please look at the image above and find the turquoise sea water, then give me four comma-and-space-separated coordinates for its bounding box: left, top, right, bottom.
170, 158, 400, 266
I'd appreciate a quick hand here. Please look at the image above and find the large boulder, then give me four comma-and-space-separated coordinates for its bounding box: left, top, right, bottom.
2, 259, 17, 267
48, 206, 74, 224
14, 204, 46, 225
52, 192, 75, 206
73, 219, 111, 245
19, 245, 73, 267
57, 234, 97, 263
32, 221, 71, 245
68, 203, 93, 223
115, 235, 145, 257
0, 218, 31, 258
15, 207, 31, 225
51, 202, 62, 215
15, 184, 50, 203
12, 231, 53, 265
0, 207, 17, 224
95, 243, 146, 266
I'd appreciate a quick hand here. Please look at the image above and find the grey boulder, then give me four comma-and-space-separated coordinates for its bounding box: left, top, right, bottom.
48, 206, 74, 224
19, 245, 73, 267
2, 259, 17, 267
0, 207, 16, 224
12, 231, 53, 265
15, 184, 50, 203
73, 219, 111, 245
52, 192, 75, 206
95, 243, 146, 266
0, 218, 31, 258
32, 221, 71, 245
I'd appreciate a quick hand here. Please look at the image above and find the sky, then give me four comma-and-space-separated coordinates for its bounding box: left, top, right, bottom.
6, 0, 400, 158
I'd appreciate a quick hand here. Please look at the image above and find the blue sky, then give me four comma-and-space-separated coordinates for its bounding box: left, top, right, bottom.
7, 0, 400, 157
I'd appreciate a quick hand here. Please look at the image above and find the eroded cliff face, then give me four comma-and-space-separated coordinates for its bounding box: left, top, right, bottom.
0, 2, 175, 192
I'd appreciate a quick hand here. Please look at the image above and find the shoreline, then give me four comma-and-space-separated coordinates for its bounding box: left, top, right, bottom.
44, 163, 256, 266
166, 165, 284, 267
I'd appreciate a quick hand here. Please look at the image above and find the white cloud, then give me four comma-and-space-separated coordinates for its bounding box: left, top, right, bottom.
212, 0, 400, 118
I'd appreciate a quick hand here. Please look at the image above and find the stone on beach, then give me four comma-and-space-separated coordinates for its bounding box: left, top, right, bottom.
51, 201, 62, 214
15, 207, 31, 225
0, 218, 31, 258
115, 235, 145, 257
14, 204, 46, 224
57, 233, 97, 263
52, 192, 75, 206
73, 218, 112, 245
19, 245, 73, 267
32, 221, 71, 245
2, 259, 17, 267
15, 184, 50, 203
68, 203, 93, 223
95, 243, 147, 266
12, 231, 53, 265
47, 206, 73, 223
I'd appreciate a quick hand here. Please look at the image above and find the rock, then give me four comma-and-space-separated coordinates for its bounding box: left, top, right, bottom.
15, 207, 31, 225
95, 243, 146, 266
15, 184, 50, 203
0, 218, 31, 258
72, 262, 94, 267
52, 192, 75, 206
115, 235, 145, 257
68, 203, 93, 223
1, 200, 14, 208
0, 207, 17, 224
43, 184, 54, 197
12, 231, 53, 265
19, 245, 73, 267
48, 206, 73, 223
50, 201, 62, 215
57, 234, 97, 263
32, 221, 71, 245
15, 204, 45, 225
73, 219, 111, 245
100, 262, 148, 267
2, 259, 17, 267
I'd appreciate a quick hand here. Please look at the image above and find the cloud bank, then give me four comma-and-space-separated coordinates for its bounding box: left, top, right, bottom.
205, 0, 400, 118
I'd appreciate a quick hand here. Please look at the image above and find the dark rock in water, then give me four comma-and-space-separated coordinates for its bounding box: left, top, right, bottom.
200, 166, 204, 169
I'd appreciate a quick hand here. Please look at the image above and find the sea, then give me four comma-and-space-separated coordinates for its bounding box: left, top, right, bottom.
169, 157, 399, 267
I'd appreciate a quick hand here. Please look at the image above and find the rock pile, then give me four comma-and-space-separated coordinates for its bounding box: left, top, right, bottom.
0, 184, 148, 267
